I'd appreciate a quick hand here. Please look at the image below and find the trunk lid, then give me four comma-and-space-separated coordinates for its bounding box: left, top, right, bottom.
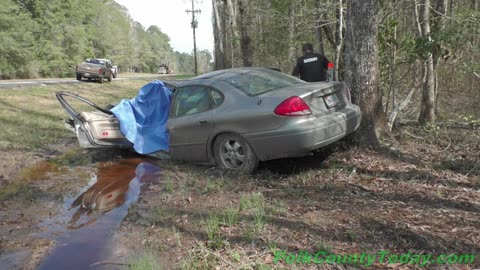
259, 82, 349, 116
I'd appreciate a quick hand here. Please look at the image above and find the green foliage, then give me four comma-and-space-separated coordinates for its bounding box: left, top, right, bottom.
1, 0, 203, 78
0, 0, 36, 78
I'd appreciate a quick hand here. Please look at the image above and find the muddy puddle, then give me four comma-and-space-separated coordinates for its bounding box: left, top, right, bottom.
34, 158, 161, 270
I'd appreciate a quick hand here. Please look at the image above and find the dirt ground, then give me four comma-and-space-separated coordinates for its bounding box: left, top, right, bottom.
0, 126, 479, 269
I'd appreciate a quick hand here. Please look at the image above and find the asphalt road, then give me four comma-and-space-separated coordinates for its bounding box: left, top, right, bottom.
0, 74, 174, 88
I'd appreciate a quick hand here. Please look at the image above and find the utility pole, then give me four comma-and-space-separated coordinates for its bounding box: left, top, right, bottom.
186, 0, 201, 75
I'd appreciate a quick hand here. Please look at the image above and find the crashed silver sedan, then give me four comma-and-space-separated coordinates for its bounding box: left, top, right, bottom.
58, 67, 361, 173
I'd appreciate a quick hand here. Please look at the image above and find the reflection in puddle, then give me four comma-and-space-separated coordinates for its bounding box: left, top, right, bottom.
37, 158, 160, 270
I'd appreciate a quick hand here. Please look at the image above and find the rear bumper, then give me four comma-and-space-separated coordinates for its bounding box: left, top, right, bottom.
77, 72, 102, 78
243, 105, 361, 161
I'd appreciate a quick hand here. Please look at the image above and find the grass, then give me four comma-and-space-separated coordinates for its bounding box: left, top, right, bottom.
0, 77, 183, 150
145, 207, 170, 226
2, 76, 479, 269
179, 242, 219, 270
228, 250, 242, 263
239, 192, 265, 211
253, 207, 266, 230
0, 181, 29, 201
129, 251, 162, 270
165, 178, 175, 193
172, 226, 182, 247
268, 199, 287, 216
0, 76, 185, 199
223, 207, 239, 226
203, 176, 228, 194
48, 148, 92, 166
0, 160, 62, 201
204, 214, 224, 249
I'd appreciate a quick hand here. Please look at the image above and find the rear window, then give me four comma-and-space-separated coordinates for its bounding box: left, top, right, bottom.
223, 70, 304, 96
86, 59, 105, 65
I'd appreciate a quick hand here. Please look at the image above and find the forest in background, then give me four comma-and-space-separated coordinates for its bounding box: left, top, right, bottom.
1, 0, 479, 129
213, 0, 480, 128
0, 0, 212, 78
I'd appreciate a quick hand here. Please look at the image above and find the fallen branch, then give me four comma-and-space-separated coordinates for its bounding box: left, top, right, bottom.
403, 130, 426, 140
464, 163, 480, 177
388, 86, 418, 131
388, 61, 424, 131
435, 136, 452, 153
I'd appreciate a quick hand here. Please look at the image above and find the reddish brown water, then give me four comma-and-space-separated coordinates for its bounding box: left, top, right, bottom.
36, 158, 160, 270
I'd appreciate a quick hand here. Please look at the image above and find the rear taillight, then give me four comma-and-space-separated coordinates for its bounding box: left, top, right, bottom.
274, 96, 312, 116
99, 68, 103, 74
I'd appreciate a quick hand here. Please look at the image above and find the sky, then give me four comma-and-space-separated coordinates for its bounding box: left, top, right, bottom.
114, 0, 213, 54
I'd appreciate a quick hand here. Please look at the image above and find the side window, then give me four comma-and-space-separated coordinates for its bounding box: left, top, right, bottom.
172, 86, 212, 117
211, 90, 223, 108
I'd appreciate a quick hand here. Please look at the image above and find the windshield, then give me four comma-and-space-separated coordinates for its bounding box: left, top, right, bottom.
223, 69, 305, 96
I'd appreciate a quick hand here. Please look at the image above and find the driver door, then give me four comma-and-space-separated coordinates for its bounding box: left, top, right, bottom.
168, 85, 216, 162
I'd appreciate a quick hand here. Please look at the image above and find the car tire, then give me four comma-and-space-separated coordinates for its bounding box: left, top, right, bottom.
76, 74, 82, 81
98, 77, 103, 84
113, 72, 117, 79
108, 74, 112, 82
213, 133, 259, 174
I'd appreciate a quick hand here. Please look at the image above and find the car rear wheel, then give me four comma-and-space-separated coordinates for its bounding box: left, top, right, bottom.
108, 74, 112, 82
98, 77, 103, 84
214, 133, 258, 173
76, 74, 82, 81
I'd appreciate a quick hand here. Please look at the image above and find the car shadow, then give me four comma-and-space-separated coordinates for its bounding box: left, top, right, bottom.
257, 144, 341, 175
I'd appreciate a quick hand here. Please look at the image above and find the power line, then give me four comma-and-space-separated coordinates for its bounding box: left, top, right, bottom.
186, 0, 201, 76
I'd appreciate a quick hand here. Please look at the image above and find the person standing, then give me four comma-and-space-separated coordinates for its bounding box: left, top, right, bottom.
292, 43, 330, 82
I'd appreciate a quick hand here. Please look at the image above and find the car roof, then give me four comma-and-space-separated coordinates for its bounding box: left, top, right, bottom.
169, 67, 297, 89
190, 67, 266, 80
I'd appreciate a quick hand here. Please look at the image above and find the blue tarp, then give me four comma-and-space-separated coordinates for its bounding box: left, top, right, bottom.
111, 80, 172, 154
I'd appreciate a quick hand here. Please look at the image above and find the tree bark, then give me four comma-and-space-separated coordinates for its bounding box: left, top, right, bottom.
322, 22, 336, 49
418, 0, 436, 125
473, 0, 480, 10
334, 0, 343, 81
212, 0, 226, 70
288, 2, 296, 62
431, 0, 448, 114
238, 0, 253, 66
314, 0, 325, 55
226, 0, 238, 68
344, 0, 384, 148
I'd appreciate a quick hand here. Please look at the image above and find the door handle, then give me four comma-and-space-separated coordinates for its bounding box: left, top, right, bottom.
198, 120, 208, 125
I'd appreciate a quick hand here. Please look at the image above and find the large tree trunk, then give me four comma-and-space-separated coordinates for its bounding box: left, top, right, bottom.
431, 0, 448, 113
238, 0, 253, 66
288, 2, 296, 62
418, 0, 436, 125
334, 0, 343, 81
314, 0, 325, 55
344, 0, 384, 148
227, 0, 239, 67
212, 0, 226, 70
473, 0, 480, 9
